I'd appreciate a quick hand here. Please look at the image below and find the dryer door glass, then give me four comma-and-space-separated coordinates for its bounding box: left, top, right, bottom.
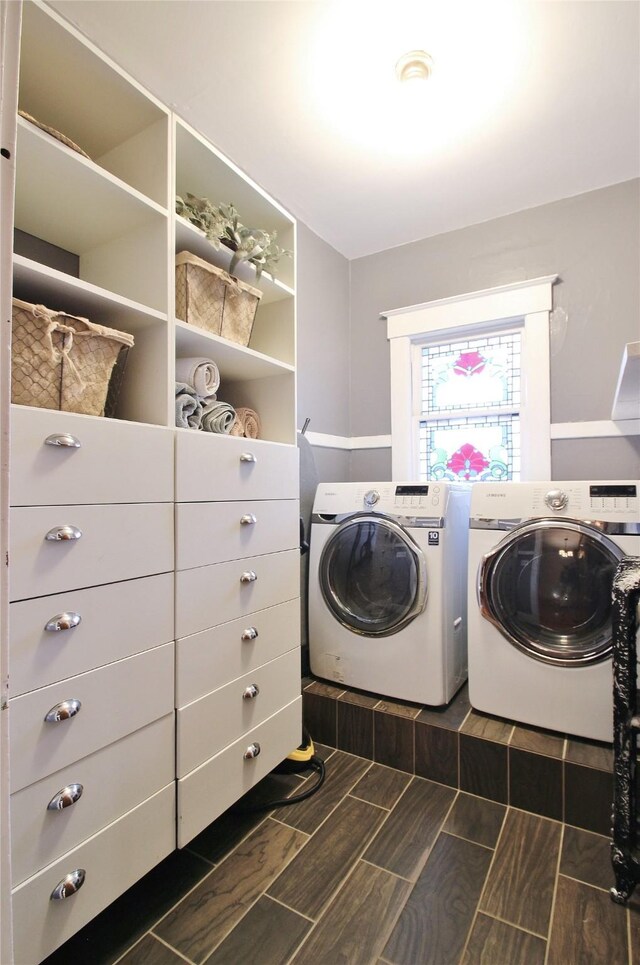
319, 515, 427, 636
484, 520, 623, 665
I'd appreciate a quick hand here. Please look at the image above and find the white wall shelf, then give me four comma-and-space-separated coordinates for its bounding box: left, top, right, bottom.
612, 341, 640, 422
13, 255, 166, 332
175, 319, 294, 382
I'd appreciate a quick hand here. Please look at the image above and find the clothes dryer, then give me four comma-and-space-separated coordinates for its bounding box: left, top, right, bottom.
309, 481, 470, 705
468, 481, 640, 741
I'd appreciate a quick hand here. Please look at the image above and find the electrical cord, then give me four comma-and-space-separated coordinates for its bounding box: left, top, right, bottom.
231, 754, 326, 814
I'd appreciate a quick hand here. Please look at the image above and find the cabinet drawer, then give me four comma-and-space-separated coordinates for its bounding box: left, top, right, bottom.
11, 714, 174, 886
177, 696, 302, 847
176, 549, 299, 638
176, 499, 299, 570
177, 648, 300, 777
12, 783, 175, 965
10, 502, 174, 601
175, 430, 298, 502
10, 572, 174, 696
11, 406, 174, 506
176, 598, 300, 707
10, 642, 174, 793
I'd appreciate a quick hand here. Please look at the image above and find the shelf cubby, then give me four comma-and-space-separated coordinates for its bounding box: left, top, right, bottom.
19, 0, 169, 207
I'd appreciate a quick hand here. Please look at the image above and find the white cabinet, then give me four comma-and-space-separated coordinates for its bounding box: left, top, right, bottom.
6, 1, 301, 960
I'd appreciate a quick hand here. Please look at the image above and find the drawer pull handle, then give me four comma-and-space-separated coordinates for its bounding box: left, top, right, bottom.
239, 452, 257, 464
45, 698, 82, 723
243, 684, 260, 700
240, 514, 257, 526
45, 525, 82, 542
243, 742, 261, 760
50, 869, 86, 900
45, 433, 81, 449
240, 571, 257, 584
45, 611, 82, 632
241, 627, 259, 641
47, 783, 84, 811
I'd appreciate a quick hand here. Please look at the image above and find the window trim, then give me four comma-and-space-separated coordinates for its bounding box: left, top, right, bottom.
383, 275, 558, 481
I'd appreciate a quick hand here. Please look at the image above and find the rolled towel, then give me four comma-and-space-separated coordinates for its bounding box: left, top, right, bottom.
230, 416, 244, 437
175, 381, 203, 429
175, 356, 220, 398
201, 398, 236, 434
235, 406, 262, 439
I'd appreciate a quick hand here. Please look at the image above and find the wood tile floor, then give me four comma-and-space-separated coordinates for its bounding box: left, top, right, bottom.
44, 743, 640, 965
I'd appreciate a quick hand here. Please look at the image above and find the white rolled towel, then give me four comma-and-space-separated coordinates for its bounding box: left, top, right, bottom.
175, 356, 220, 399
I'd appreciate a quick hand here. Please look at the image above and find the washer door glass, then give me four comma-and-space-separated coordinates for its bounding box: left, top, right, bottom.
319, 514, 427, 636
481, 520, 623, 665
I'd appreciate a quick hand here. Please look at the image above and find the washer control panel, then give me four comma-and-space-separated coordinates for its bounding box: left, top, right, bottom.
528, 483, 638, 518
393, 484, 437, 509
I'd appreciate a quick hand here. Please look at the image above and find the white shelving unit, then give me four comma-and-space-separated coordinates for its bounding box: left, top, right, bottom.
5, 1, 301, 961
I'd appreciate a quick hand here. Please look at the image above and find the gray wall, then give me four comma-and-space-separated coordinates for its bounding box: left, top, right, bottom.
348, 179, 640, 480
296, 222, 351, 482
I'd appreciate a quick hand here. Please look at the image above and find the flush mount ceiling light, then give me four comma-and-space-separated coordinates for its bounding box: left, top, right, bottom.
395, 49, 434, 83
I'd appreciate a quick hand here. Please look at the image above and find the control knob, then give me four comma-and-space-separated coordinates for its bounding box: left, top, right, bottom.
545, 489, 569, 511
364, 489, 380, 507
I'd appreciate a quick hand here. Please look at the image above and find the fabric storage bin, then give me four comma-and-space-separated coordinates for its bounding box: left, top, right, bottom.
11, 298, 134, 417
175, 250, 262, 347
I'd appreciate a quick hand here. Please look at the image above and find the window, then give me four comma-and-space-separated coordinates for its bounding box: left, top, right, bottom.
383, 276, 557, 482
418, 329, 522, 481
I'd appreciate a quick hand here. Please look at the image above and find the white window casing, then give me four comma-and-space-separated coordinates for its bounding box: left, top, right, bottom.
382, 275, 557, 481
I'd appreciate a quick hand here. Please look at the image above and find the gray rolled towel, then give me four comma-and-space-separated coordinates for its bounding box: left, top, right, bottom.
175, 381, 203, 429
201, 398, 236, 434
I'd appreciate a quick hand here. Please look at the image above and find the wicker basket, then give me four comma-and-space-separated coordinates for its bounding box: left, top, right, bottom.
175, 251, 262, 347
11, 298, 134, 417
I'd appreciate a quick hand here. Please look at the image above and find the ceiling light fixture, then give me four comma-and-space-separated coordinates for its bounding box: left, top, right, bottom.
395, 49, 434, 83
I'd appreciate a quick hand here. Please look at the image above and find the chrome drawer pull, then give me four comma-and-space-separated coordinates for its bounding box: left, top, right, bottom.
243, 742, 261, 760
50, 869, 86, 900
45, 433, 81, 449
240, 571, 257, 583
240, 514, 257, 526
47, 783, 84, 811
239, 452, 257, 463
45, 525, 82, 542
45, 698, 82, 723
241, 627, 259, 641
45, 611, 82, 632
242, 684, 260, 700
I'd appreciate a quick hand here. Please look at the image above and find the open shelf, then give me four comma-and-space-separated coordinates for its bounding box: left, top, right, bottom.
13, 255, 166, 332
175, 319, 294, 382
175, 118, 295, 291
19, 1, 169, 206
15, 118, 166, 251
175, 217, 294, 305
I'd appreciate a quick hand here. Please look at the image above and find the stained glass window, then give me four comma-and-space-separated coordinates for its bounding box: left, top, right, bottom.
418, 332, 521, 482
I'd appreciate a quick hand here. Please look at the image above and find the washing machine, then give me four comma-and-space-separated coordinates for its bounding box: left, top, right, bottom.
468, 481, 640, 742
309, 481, 470, 705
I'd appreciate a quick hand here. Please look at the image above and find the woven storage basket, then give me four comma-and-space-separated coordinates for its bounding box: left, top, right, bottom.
11, 298, 134, 417
175, 250, 262, 347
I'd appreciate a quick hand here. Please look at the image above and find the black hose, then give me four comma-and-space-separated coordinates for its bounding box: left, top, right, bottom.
232, 755, 326, 814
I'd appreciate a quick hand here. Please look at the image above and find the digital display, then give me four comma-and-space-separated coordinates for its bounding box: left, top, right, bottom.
590, 485, 637, 497
395, 485, 429, 496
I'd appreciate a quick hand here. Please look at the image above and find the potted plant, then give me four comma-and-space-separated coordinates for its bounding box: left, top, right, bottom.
176, 193, 290, 281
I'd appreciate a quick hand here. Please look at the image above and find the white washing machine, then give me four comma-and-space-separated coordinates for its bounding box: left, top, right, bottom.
309, 481, 470, 705
468, 481, 640, 742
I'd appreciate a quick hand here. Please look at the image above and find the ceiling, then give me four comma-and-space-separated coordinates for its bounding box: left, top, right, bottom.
49, 0, 640, 260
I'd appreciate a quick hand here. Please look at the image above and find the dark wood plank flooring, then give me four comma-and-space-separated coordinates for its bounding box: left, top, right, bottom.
43, 745, 635, 965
